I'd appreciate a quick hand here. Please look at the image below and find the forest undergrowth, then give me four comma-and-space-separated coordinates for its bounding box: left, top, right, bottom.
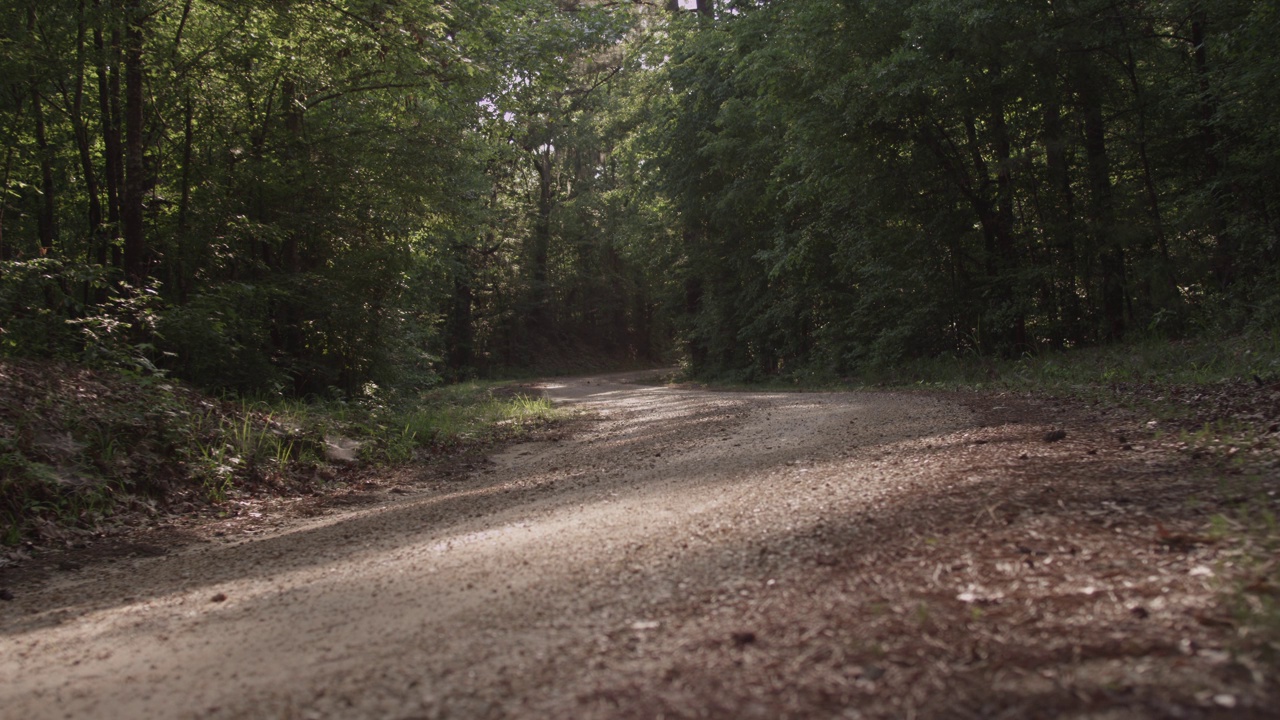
0, 359, 563, 549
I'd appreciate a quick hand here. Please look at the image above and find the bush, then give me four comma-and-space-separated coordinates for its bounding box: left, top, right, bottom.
156, 283, 287, 395
0, 258, 166, 374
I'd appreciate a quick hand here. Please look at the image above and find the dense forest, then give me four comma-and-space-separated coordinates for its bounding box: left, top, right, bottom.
2, 0, 1278, 393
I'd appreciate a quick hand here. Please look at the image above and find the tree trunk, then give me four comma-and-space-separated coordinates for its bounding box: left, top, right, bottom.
29, 8, 57, 256
1080, 80, 1125, 341
989, 92, 1027, 352
165, 84, 192, 302
529, 152, 554, 330
0, 143, 16, 261
1191, 7, 1234, 289
73, 0, 104, 252
177, 91, 192, 230
95, 1, 124, 271
122, 0, 147, 284
175, 0, 193, 238
31, 87, 57, 256
684, 271, 706, 368
446, 266, 475, 372
279, 77, 303, 274
1043, 93, 1085, 346
1122, 44, 1170, 274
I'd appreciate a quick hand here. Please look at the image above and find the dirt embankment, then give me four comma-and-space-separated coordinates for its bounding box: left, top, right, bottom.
1, 373, 1275, 719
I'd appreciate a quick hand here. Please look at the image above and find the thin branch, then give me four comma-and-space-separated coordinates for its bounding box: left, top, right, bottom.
304, 81, 434, 110
566, 64, 625, 113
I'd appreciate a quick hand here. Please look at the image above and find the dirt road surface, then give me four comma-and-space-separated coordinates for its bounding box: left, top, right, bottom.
1, 373, 1274, 718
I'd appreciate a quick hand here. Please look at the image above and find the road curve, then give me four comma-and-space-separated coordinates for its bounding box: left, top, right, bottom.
1, 373, 975, 719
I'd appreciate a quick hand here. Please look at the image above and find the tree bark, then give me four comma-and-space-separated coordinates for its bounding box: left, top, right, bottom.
931, 107, 1022, 354
989, 94, 1027, 352
446, 266, 475, 372
177, 91, 192, 234
1080, 80, 1125, 341
122, 0, 147, 284
72, 0, 104, 250
0, 141, 16, 261
684, 271, 706, 368
175, 0, 193, 242
31, 86, 57, 256
28, 8, 57, 256
529, 151, 555, 330
1191, 7, 1234, 289
1042, 98, 1084, 345
95, 1, 124, 270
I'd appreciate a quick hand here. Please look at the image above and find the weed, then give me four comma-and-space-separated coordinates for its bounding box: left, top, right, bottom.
356, 384, 562, 464
202, 468, 235, 504
275, 439, 295, 466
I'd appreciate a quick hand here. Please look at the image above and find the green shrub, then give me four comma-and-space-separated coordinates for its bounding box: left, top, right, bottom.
156, 283, 287, 395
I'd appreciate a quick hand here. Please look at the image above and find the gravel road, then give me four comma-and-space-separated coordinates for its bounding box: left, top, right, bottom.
3, 372, 1270, 719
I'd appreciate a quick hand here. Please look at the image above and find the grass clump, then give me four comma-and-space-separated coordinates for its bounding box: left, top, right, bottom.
0, 360, 562, 546
353, 382, 562, 464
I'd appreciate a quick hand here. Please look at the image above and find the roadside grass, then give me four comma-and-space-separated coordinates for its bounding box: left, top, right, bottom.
684, 333, 1279, 393
864, 332, 1280, 393
0, 360, 562, 547
684, 333, 1280, 446
350, 381, 563, 464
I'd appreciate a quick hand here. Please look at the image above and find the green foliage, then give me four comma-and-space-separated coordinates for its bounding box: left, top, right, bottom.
0, 260, 80, 357
0, 0, 674, 391
0, 352, 562, 543
1, 360, 172, 541
452, 0, 669, 372
647, 0, 1280, 379
155, 283, 287, 395
0, 259, 174, 386
182, 403, 317, 504
0, 355, 319, 541
5, 0, 1279, 443
355, 382, 563, 463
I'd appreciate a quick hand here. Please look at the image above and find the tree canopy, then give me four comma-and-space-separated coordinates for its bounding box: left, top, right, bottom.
654, 0, 1280, 377
2, 0, 1277, 391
